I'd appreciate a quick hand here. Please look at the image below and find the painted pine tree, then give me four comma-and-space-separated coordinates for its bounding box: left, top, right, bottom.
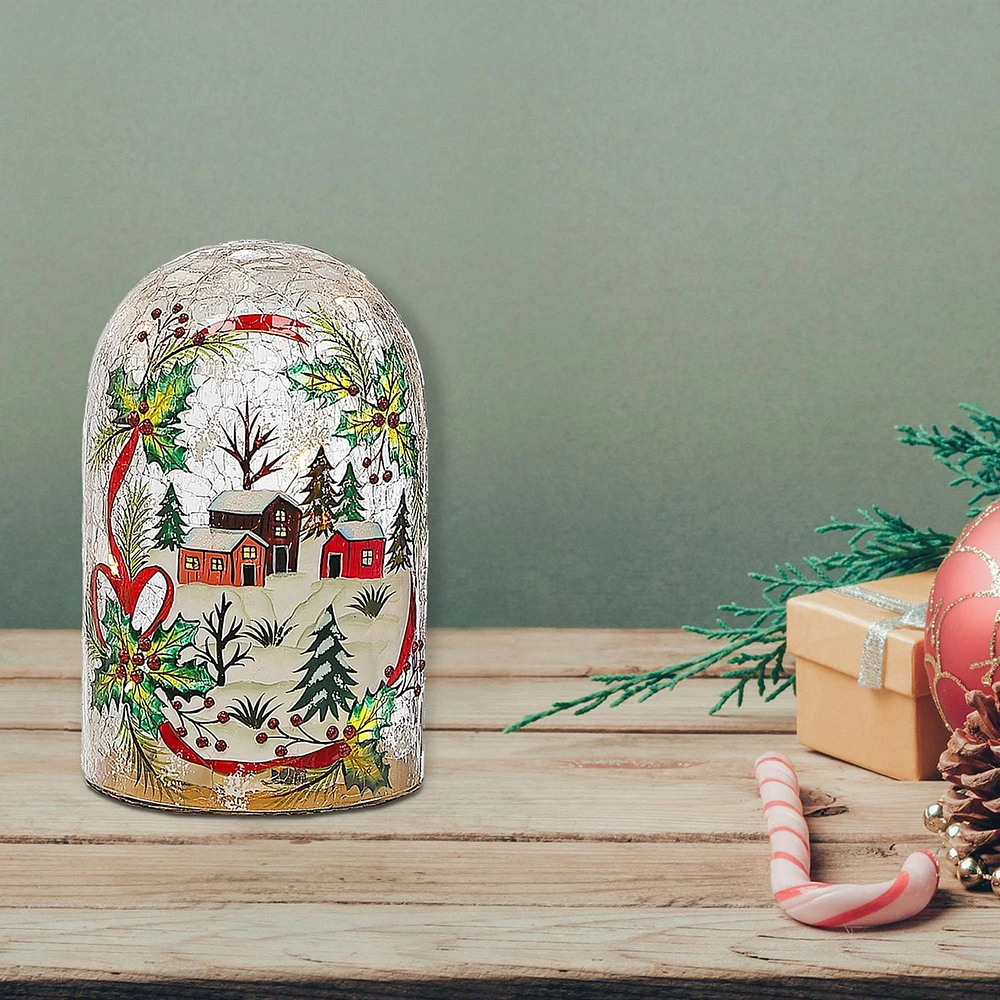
387, 491, 413, 570
301, 446, 339, 537
289, 604, 358, 722
154, 482, 187, 550
333, 461, 366, 522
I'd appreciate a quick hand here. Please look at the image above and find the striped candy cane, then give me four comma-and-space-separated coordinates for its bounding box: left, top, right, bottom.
755, 752, 939, 928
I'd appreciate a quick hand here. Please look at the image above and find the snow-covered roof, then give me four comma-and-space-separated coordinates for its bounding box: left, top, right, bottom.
181, 528, 269, 552
208, 490, 300, 514
330, 520, 384, 542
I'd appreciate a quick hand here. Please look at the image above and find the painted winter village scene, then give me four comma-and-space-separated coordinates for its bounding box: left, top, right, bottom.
82, 242, 427, 812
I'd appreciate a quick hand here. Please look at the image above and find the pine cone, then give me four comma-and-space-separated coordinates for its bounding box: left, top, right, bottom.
939, 684, 1000, 867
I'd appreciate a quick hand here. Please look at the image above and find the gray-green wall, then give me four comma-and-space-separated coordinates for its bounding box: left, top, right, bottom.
2, 1, 998, 629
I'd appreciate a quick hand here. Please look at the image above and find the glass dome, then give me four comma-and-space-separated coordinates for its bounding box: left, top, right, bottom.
82, 240, 427, 811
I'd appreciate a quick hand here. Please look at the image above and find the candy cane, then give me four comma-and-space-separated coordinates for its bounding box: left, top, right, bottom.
754, 752, 939, 928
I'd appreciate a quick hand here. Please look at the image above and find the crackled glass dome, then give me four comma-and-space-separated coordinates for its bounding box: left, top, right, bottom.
82, 240, 427, 812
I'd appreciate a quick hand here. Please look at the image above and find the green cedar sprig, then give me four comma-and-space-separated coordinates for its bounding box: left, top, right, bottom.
505, 508, 954, 732
897, 404, 1000, 513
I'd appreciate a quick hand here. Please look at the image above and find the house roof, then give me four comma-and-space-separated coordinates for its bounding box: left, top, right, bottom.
181, 528, 269, 553
208, 490, 301, 514
330, 520, 385, 542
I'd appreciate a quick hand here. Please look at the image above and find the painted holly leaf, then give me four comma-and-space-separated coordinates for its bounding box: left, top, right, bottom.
387, 420, 418, 478
346, 683, 396, 744
341, 739, 391, 795
105, 362, 195, 472
286, 357, 355, 406
91, 597, 202, 733
376, 349, 408, 413
334, 403, 385, 447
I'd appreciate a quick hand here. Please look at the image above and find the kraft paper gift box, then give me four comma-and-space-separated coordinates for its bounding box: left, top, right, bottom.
786, 571, 950, 781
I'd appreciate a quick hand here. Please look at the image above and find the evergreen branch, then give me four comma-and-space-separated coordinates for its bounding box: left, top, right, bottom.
112, 481, 155, 580
505, 507, 954, 732
897, 403, 1000, 512
309, 307, 374, 396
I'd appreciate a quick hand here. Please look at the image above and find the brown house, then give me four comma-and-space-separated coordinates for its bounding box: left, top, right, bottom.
207, 490, 302, 575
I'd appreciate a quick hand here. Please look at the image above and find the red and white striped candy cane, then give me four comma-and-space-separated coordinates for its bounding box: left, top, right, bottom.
754, 752, 939, 928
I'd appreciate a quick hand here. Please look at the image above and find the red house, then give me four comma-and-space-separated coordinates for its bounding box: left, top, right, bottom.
321, 522, 385, 580
177, 528, 269, 587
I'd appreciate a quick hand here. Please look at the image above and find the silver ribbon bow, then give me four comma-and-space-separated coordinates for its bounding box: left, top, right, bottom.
833, 585, 928, 690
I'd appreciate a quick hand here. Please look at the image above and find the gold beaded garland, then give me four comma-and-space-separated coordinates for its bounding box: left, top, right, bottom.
928, 798, 1000, 892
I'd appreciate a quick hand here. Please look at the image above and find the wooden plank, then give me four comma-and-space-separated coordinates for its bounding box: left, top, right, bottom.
0, 628, 786, 679
0, 839, 964, 910
0, 899, 995, 992
0, 676, 795, 734
0, 730, 943, 843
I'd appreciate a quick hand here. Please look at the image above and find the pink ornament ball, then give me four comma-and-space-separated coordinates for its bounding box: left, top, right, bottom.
926, 500, 1000, 731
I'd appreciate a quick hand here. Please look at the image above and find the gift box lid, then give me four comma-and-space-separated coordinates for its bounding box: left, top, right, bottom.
786, 571, 935, 698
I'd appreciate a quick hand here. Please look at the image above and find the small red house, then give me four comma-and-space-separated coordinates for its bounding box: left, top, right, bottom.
177, 528, 268, 587
321, 522, 385, 580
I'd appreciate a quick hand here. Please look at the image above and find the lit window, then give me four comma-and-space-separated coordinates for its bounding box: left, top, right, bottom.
274, 509, 287, 522
242, 545, 257, 559
361, 549, 373, 566
184, 555, 200, 570
274, 526, 288, 538
210, 557, 224, 571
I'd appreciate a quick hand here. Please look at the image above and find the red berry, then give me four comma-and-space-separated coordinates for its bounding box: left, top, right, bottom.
196, 736, 210, 748
138, 637, 152, 651
343, 725, 357, 740
326, 726, 339, 740
192, 330, 206, 345
290, 713, 303, 727
115, 666, 127, 680
137, 330, 148, 342
414, 684, 422, 696
151, 308, 162, 319
369, 474, 379, 485
384, 665, 393, 677
256, 732, 268, 744
172, 302, 182, 313
172, 700, 182, 710
131, 652, 145, 665
147, 654, 161, 671
372, 412, 385, 427
126, 411, 140, 427
130, 669, 144, 685
388, 412, 400, 429
203, 697, 215, 708
173, 328, 185, 339
176, 726, 187, 737
217, 711, 230, 724
178, 313, 189, 323
138, 400, 149, 414
382, 471, 392, 482
348, 384, 360, 396
377, 396, 390, 410
267, 718, 279, 730
138, 419, 153, 435
362, 457, 372, 468
418, 659, 426, 671
117, 648, 130, 663
275, 745, 288, 757
215, 740, 227, 752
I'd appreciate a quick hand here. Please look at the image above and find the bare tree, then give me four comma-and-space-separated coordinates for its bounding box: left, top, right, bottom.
220, 399, 287, 490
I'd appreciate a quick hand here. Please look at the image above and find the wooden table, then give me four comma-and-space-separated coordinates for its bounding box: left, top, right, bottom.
0, 628, 990, 998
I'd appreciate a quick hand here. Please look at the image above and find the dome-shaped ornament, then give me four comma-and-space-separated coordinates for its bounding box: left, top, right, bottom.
82, 241, 427, 812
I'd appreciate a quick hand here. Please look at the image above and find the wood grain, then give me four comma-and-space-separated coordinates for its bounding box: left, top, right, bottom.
0, 627, 787, 679
0, 676, 796, 733
0, 628, 964, 1000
